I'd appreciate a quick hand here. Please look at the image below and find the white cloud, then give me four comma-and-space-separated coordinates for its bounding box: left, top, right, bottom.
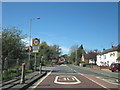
21, 38, 29, 46
60, 46, 70, 54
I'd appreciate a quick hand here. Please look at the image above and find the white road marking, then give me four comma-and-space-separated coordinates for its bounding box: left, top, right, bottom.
54, 76, 81, 84
60, 64, 67, 66
96, 77, 120, 85
64, 78, 67, 80
67, 77, 70, 80
78, 73, 110, 90
74, 70, 77, 72
72, 77, 75, 81
31, 71, 52, 88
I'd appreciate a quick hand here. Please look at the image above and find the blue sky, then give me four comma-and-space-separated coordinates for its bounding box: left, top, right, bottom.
2, 2, 118, 54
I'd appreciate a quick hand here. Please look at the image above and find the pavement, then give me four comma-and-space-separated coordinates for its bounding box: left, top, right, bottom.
1, 69, 47, 90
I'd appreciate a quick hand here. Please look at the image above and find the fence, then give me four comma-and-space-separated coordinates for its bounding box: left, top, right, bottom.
2, 55, 42, 80
2, 57, 34, 80
2, 57, 25, 80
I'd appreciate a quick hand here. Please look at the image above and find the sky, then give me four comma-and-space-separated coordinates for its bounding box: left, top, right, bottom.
2, 2, 118, 54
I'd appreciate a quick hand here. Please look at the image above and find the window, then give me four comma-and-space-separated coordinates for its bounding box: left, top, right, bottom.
110, 54, 112, 57
113, 53, 115, 56
110, 53, 115, 57
104, 55, 106, 59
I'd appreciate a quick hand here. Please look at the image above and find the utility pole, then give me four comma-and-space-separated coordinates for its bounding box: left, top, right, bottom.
76, 48, 77, 61
75, 45, 78, 65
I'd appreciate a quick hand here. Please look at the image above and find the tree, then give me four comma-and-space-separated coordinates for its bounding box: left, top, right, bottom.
2, 27, 26, 59
50, 45, 61, 59
38, 42, 61, 65
61, 54, 69, 62
69, 44, 86, 65
69, 45, 78, 64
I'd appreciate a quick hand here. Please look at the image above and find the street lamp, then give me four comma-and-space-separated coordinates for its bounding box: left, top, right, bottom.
28, 17, 40, 69
76, 45, 78, 65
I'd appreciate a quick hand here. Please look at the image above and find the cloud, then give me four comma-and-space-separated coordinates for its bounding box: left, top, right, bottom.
21, 38, 29, 46
60, 46, 70, 54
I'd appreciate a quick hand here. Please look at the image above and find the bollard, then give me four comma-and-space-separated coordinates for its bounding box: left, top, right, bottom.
4, 57, 8, 76
20, 63, 25, 84
39, 56, 43, 74
39, 63, 42, 74
34, 53, 37, 71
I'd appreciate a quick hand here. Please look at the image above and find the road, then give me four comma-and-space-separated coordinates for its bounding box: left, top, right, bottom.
30, 64, 120, 89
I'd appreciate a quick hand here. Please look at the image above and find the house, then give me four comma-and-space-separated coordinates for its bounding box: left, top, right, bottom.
81, 51, 98, 64
81, 54, 89, 63
25, 46, 32, 51
96, 44, 120, 66
58, 57, 66, 64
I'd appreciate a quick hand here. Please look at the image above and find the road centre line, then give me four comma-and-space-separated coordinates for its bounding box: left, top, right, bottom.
67, 66, 77, 73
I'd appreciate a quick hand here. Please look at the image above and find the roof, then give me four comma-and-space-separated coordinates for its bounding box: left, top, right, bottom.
83, 52, 98, 59
99, 44, 120, 55
116, 56, 120, 60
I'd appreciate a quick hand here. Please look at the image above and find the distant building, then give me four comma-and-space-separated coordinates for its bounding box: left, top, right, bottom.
58, 57, 66, 64
81, 54, 89, 63
96, 44, 120, 66
25, 46, 32, 51
81, 51, 98, 64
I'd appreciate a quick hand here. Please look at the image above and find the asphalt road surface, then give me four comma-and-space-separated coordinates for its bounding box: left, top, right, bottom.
30, 64, 120, 89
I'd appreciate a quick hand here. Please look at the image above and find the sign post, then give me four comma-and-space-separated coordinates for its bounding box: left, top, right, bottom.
32, 38, 40, 71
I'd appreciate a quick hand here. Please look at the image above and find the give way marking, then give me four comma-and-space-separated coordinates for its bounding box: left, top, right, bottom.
54, 75, 81, 84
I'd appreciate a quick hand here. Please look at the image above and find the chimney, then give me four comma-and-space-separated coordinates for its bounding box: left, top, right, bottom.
112, 46, 114, 48
103, 48, 105, 51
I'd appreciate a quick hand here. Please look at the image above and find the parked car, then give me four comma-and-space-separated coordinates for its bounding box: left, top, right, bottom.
109, 63, 120, 72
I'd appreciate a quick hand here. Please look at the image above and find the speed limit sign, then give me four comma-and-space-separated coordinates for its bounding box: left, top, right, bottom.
32, 38, 40, 46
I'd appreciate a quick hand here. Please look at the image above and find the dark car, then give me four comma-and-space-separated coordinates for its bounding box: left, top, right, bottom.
109, 63, 120, 72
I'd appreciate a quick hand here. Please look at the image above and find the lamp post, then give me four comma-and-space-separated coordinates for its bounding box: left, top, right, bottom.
28, 17, 40, 69
75, 45, 78, 65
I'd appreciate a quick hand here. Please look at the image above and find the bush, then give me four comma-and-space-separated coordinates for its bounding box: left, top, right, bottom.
2, 72, 19, 80
82, 63, 96, 67
25, 69, 33, 73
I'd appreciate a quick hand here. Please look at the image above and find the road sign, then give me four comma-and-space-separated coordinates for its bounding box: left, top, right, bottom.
33, 49, 39, 53
32, 38, 40, 46
32, 46, 39, 53
32, 38, 40, 53
32, 46, 39, 49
